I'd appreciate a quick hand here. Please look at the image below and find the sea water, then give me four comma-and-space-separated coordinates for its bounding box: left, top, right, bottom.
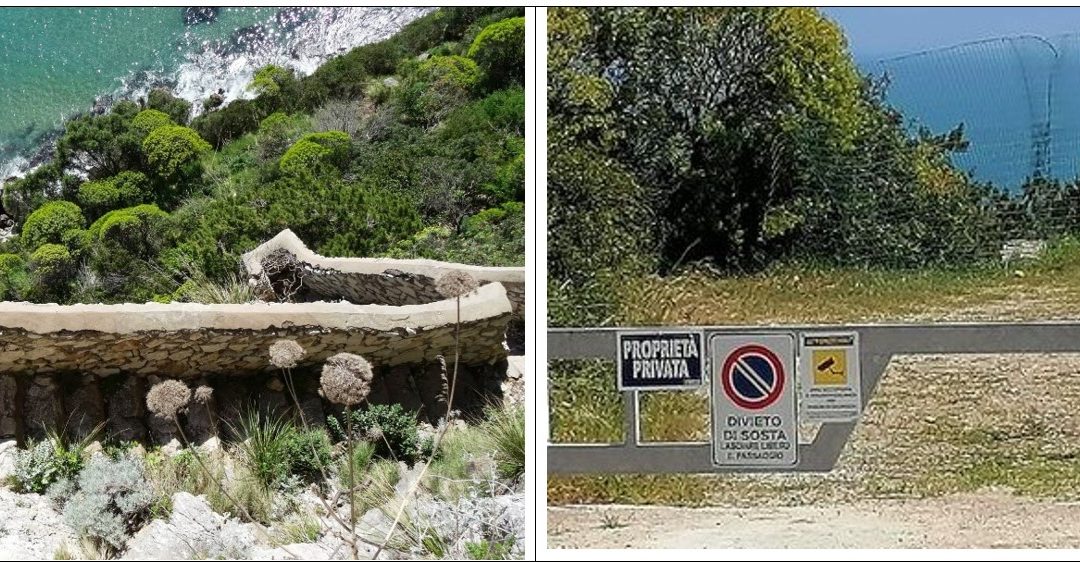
0, 7, 431, 178
868, 33, 1080, 190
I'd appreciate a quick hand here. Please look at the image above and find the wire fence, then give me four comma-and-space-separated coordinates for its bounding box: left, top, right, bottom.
874, 33, 1080, 190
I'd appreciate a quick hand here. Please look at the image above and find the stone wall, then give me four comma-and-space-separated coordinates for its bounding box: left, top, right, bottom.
0, 283, 514, 441
242, 229, 526, 320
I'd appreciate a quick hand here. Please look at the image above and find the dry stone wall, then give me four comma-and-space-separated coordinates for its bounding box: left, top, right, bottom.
242, 229, 526, 320
0, 283, 514, 441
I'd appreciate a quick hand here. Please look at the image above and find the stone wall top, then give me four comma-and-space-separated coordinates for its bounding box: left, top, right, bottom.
242, 229, 524, 285
0, 282, 511, 335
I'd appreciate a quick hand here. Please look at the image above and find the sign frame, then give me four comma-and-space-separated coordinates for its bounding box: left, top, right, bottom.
709, 332, 799, 468
615, 329, 706, 392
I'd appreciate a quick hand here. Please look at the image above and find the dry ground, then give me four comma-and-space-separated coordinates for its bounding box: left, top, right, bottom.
548, 491, 1080, 548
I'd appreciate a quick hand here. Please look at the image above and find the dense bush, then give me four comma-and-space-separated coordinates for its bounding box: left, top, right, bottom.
279, 131, 350, 175
131, 109, 175, 137
30, 243, 73, 278
385, 201, 524, 266
256, 112, 312, 161
77, 171, 150, 217
468, 17, 525, 89
20, 200, 85, 250
247, 64, 295, 99
328, 403, 422, 464
146, 87, 192, 124
400, 55, 483, 124
548, 7, 1010, 327
56, 100, 143, 178
62, 456, 153, 551
142, 124, 211, 179
0, 164, 79, 222
0, 253, 29, 298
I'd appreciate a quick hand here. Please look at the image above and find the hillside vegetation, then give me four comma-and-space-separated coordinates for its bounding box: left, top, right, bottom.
0, 7, 525, 304
548, 7, 1080, 328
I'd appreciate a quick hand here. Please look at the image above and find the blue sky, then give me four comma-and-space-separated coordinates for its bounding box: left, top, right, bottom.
822, 7, 1080, 61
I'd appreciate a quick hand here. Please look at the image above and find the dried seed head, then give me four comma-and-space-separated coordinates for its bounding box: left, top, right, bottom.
269, 339, 306, 369
366, 426, 384, 443
320, 353, 374, 406
436, 270, 478, 299
193, 385, 214, 405
146, 380, 191, 420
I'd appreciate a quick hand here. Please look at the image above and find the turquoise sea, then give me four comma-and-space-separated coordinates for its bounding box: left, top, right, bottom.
0, 7, 430, 177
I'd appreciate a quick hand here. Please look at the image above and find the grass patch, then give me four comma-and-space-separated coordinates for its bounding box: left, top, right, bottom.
481, 403, 526, 481
548, 359, 623, 444
143, 447, 276, 524
272, 514, 322, 546
614, 239, 1080, 326
427, 425, 488, 501
639, 390, 709, 443
343, 457, 400, 521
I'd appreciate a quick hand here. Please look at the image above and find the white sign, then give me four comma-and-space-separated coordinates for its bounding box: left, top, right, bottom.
710, 333, 798, 467
798, 333, 862, 422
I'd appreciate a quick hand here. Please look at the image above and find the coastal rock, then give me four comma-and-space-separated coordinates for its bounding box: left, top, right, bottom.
0, 487, 79, 560
122, 492, 258, 560
183, 7, 219, 26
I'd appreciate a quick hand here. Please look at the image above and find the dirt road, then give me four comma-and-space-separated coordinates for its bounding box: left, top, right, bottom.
548, 491, 1080, 548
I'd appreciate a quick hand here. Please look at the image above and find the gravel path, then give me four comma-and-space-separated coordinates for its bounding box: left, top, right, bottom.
548, 491, 1080, 548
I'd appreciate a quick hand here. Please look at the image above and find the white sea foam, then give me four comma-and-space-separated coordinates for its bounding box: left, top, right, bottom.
170, 7, 432, 116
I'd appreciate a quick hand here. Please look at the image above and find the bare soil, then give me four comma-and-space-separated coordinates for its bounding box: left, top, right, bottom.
548, 491, 1080, 548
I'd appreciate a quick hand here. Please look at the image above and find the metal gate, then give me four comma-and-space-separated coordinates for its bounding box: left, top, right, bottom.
548, 322, 1080, 474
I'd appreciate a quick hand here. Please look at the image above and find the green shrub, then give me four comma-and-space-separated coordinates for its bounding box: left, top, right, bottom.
400, 55, 483, 124
9, 431, 90, 493
385, 202, 524, 266
279, 131, 351, 175
235, 410, 330, 488
257, 112, 312, 161
131, 109, 175, 137
146, 88, 192, 124
62, 456, 153, 552
420, 55, 482, 90
0, 253, 24, 273
30, 243, 74, 281
283, 428, 333, 484
56, 101, 143, 177
0, 164, 76, 223
248, 64, 293, 98
77, 171, 150, 216
467, 17, 525, 88
88, 204, 168, 244
0, 253, 29, 300
142, 125, 212, 179
20, 201, 85, 249
327, 403, 421, 464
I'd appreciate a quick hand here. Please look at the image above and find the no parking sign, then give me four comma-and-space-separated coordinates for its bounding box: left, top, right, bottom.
710, 333, 798, 467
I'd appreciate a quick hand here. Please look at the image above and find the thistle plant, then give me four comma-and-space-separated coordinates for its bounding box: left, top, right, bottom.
374, 270, 478, 559
320, 352, 374, 558
146, 380, 263, 536
270, 340, 379, 559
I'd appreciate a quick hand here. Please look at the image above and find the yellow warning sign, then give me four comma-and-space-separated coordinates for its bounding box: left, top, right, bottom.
812, 349, 846, 386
